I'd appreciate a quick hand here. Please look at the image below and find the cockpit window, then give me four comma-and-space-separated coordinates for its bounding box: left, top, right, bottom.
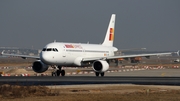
55, 48, 58, 52
47, 48, 52, 51
42, 48, 46, 51
42, 48, 58, 52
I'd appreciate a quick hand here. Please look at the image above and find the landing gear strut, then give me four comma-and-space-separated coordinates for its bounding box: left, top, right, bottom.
95, 72, 104, 77
51, 66, 66, 76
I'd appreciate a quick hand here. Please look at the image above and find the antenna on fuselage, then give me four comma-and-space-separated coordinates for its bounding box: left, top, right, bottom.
54, 40, 56, 43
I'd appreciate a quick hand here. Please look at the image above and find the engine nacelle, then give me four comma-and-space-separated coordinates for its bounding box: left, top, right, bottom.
92, 60, 109, 72
32, 60, 48, 73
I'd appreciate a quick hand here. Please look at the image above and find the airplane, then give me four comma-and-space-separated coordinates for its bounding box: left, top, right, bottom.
1, 14, 176, 77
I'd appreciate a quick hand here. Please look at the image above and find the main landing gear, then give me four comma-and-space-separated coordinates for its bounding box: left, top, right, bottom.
95, 72, 104, 77
52, 66, 65, 76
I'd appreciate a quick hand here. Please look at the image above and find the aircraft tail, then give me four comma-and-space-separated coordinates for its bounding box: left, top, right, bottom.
102, 14, 116, 46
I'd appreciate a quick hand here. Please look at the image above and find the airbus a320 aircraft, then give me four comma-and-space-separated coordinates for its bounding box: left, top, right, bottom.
1, 14, 174, 76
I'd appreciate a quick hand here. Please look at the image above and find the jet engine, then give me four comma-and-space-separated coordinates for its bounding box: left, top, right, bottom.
32, 60, 48, 73
92, 60, 109, 72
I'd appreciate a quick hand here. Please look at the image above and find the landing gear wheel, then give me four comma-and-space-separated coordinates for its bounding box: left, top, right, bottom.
100, 72, 104, 77
52, 72, 56, 76
51, 66, 66, 77
56, 70, 61, 76
95, 72, 100, 77
61, 70, 65, 76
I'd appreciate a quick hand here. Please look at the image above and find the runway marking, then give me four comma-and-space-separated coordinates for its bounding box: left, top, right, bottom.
161, 73, 166, 76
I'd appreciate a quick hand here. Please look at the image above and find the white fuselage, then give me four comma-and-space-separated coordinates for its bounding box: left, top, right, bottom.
40, 42, 117, 66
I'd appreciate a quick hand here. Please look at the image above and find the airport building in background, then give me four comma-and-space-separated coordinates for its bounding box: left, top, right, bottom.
0, 47, 40, 56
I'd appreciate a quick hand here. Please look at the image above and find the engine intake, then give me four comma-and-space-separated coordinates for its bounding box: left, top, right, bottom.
92, 60, 109, 72
32, 60, 48, 73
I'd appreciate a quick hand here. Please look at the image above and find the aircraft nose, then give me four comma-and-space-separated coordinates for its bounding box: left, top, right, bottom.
40, 52, 49, 64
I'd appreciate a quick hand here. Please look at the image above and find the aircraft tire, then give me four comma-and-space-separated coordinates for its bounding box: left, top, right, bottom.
52, 72, 56, 76
95, 72, 99, 77
100, 72, 104, 77
61, 70, 65, 76
56, 70, 61, 76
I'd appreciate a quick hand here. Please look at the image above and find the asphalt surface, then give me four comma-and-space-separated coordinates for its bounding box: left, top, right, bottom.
1, 68, 180, 86
0, 56, 180, 86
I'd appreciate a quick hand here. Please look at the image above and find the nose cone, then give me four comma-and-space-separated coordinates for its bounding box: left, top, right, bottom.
40, 52, 50, 64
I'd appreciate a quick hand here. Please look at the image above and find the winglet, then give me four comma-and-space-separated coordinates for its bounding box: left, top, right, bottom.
177, 50, 179, 56
1, 50, 5, 55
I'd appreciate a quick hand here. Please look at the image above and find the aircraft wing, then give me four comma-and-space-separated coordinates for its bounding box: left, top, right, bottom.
82, 52, 174, 62
118, 48, 146, 52
1, 51, 40, 59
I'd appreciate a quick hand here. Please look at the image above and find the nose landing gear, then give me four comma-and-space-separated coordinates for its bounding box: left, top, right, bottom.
51, 66, 65, 76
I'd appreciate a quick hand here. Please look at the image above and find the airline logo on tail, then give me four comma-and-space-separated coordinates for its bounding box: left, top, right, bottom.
109, 28, 114, 41
101, 14, 115, 46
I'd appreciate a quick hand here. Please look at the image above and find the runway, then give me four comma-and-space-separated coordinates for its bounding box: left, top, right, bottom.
1, 66, 180, 86
1, 76, 180, 86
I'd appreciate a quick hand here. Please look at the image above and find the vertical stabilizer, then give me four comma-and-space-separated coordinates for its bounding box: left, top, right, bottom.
102, 14, 116, 46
